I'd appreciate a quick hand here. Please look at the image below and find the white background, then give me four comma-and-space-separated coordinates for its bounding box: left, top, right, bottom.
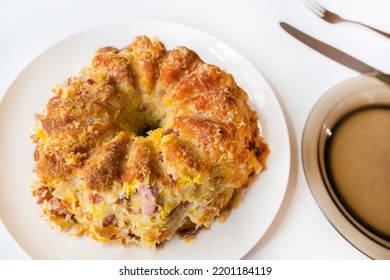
1, 0, 390, 259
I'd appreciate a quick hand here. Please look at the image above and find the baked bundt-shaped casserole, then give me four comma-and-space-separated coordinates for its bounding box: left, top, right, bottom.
31, 36, 269, 248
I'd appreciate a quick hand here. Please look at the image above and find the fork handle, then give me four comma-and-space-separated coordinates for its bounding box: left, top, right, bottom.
352, 21, 390, 39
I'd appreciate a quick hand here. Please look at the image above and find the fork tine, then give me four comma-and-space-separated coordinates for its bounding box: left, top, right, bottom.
303, 0, 324, 17
308, 0, 325, 13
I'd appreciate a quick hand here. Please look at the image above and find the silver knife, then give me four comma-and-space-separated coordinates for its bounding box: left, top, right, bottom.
280, 22, 390, 84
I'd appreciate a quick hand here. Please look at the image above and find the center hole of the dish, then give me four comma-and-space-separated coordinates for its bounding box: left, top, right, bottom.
138, 122, 161, 137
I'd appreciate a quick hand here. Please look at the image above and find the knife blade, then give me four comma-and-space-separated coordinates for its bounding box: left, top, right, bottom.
280, 22, 390, 84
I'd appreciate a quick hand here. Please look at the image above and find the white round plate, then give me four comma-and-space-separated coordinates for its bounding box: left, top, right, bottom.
0, 20, 290, 259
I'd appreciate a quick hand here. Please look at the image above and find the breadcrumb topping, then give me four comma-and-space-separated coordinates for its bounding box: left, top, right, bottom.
31, 36, 269, 248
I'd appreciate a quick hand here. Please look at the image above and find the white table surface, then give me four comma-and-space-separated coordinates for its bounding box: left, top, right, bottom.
1, 0, 389, 260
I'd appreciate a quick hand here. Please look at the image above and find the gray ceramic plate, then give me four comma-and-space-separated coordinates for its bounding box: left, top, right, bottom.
302, 74, 390, 259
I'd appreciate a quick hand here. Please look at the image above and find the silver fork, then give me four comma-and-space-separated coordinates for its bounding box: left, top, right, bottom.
304, 0, 390, 39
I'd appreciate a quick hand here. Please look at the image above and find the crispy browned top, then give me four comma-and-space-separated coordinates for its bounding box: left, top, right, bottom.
33, 36, 269, 191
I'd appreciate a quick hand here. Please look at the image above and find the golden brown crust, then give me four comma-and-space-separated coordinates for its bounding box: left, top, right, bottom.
83, 132, 129, 191
122, 139, 159, 184
32, 35, 269, 248
92, 52, 133, 86
124, 36, 166, 94
161, 133, 206, 177
35, 77, 122, 183
96, 46, 119, 54
158, 47, 201, 87
173, 117, 237, 160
